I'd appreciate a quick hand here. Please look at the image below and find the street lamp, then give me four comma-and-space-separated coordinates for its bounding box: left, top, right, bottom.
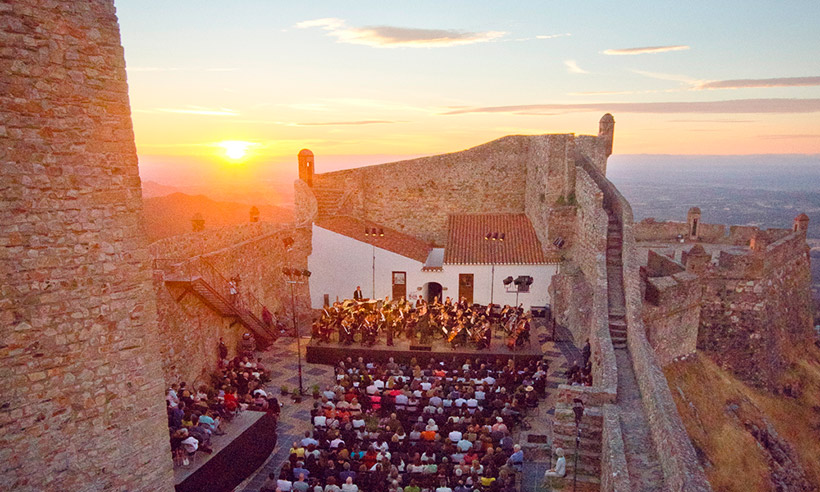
282, 266, 310, 395
364, 227, 384, 299
484, 231, 505, 304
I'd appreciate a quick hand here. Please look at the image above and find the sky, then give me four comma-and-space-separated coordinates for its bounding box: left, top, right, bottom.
116, 0, 820, 187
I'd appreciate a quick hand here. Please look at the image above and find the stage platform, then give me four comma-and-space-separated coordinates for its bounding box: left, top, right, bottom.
306, 336, 543, 366
174, 410, 277, 492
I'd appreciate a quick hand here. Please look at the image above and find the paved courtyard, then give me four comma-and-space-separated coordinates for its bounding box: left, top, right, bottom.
235, 321, 579, 492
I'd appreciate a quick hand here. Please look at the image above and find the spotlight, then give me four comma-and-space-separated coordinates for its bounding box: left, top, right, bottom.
526, 276, 533, 286
485, 233, 492, 241
499, 233, 505, 242
503, 276, 514, 286
364, 228, 370, 236
553, 237, 565, 249
282, 237, 295, 250
514, 276, 523, 286
378, 228, 384, 237
302, 269, 312, 278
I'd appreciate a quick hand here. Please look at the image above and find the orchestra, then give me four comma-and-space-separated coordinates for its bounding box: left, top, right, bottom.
311, 295, 531, 351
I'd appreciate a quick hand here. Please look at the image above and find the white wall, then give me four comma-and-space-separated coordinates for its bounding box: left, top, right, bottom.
308, 225, 424, 308
309, 225, 557, 310
411, 264, 557, 309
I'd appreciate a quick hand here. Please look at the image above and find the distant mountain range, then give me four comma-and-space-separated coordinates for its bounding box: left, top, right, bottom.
142, 192, 292, 243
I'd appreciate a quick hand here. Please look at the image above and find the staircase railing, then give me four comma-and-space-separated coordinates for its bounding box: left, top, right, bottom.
153, 257, 271, 337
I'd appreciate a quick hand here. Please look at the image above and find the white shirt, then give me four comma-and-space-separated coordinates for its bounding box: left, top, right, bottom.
448, 430, 463, 442
277, 479, 293, 491
314, 415, 327, 427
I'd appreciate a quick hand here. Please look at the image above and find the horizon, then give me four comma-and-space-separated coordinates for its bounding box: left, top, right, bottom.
117, 0, 820, 185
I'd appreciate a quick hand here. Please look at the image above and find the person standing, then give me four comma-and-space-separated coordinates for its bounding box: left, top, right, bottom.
353, 286, 364, 300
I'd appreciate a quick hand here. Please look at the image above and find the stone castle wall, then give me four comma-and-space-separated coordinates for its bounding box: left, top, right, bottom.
313, 136, 531, 245
698, 231, 813, 388
608, 185, 712, 492
0, 2, 173, 490
151, 225, 312, 387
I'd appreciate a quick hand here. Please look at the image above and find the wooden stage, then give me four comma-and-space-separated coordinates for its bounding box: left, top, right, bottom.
305, 336, 543, 366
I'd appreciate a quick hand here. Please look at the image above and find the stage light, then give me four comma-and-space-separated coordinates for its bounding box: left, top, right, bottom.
503, 276, 514, 285
553, 237, 565, 249
514, 277, 523, 286
378, 229, 384, 237
302, 269, 312, 277
526, 276, 533, 286
485, 233, 492, 241
282, 237, 294, 250
499, 233, 505, 242
364, 228, 370, 236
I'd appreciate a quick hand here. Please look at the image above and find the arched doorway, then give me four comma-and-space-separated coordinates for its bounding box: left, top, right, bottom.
422, 282, 443, 303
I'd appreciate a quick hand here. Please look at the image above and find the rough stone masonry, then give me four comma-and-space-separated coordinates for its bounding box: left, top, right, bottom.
0, 1, 174, 491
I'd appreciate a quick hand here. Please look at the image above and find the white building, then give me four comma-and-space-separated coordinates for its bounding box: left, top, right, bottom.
308, 213, 559, 310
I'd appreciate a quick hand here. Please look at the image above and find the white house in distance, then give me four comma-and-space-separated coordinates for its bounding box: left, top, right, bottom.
308, 213, 560, 310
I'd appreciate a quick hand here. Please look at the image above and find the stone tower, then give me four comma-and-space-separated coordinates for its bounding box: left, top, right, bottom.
687, 207, 702, 240
298, 148, 315, 187
794, 212, 809, 233
0, 2, 173, 491
598, 113, 615, 158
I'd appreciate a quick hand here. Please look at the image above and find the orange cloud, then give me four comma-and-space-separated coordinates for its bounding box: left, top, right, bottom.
696, 76, 820, 90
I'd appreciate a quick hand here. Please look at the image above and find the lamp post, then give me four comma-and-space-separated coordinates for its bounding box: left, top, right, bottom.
572, 398, 585, 492
364, 227, 384, 299
484, 231, 505, 305
282, 266, 310, 395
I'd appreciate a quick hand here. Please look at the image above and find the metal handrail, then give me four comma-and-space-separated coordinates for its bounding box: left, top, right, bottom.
154, 257, 270, 334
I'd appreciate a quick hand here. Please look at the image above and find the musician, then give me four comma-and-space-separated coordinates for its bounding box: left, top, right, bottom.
353, 286, 364, 300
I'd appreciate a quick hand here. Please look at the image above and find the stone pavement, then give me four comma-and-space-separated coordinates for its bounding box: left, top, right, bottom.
235, 320, 577, 492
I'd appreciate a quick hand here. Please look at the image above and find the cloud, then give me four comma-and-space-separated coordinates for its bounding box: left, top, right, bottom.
296, 120, 403, 126
564, 60, 588, 74
536, 33, 571, 39
442, 98, 820, 116
156, 106, 239, 116
695, 76, 820, 90
669, 119, 755, 123
295, 17, 505, 47
603, 45, 690, 55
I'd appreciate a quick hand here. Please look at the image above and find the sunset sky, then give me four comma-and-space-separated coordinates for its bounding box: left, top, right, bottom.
116, 0, 820, 185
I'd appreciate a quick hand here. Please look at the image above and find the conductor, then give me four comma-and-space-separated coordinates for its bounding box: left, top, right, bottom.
353, 286, 364, 300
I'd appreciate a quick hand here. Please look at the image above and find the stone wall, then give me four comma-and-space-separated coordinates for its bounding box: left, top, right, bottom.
151, 225, 312, 387
0, 1, 173, 490
642, 271, 702, 366
148, 221, 289, 260
312, 136, 532, 244
698, 231, 813, 388
607, 183, 712, 492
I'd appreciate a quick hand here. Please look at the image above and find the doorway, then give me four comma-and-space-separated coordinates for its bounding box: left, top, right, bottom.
392, 271, 407, 301
423, 282, 442, 303
458, 273, 474, 304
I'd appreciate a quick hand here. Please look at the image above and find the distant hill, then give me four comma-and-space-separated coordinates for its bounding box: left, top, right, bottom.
142, 192, 293, 243
141, 180, 183, 198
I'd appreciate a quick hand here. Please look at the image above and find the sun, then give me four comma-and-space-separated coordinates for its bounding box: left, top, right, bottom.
218, 140, 254, 161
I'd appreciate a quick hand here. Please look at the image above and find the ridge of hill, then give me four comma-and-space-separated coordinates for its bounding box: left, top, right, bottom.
142, 192, 293, 243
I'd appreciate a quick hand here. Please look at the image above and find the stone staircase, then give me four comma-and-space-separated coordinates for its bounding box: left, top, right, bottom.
550, 403, 603, 491
312, 186, 346, 216
605, 211, 666, 491
606, 215, 627, 349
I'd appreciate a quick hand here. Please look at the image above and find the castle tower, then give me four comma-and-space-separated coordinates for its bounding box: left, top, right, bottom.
794, 213, 810, 233
684, 244, 711, 274
687, 207, 701, 240
249, 206, 260, 222
0, 1, 173, 490
598, 113, 615, 158
298, 148, 315, 187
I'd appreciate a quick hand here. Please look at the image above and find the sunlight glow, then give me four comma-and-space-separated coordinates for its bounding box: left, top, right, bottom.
218, 140, 254, 160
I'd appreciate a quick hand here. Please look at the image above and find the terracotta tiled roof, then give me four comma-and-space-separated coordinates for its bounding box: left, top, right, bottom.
444, 214, 557, 265
315, 216, 431, 263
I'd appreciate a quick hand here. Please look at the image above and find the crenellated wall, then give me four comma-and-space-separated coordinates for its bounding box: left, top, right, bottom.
0, 2, 173, 490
